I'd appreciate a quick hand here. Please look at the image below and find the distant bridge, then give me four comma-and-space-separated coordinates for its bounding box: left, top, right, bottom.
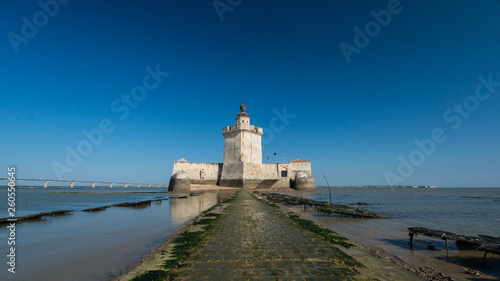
0, 178, 167, 188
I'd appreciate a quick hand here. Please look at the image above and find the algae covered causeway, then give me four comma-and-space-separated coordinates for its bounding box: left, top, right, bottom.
129, 188, 498, 281
122, 190, 420, 281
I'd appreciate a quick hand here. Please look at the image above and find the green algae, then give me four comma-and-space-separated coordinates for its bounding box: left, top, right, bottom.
252, 192, 362, 266
287, 214, 361, 267
129, 192, 237, 281
130, 270, 168, 281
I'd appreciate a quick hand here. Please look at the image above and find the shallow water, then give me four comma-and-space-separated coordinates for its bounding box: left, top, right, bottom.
294, 187, 500, 280
0, 188, 233, 281
1, 187, 173, 218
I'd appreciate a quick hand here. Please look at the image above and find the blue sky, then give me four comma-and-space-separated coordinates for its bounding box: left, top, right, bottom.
1, 0, 499, 187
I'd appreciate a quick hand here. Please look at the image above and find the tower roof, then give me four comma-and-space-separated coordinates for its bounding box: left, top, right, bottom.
237, 100, 249, 118
290, 158, 310, 163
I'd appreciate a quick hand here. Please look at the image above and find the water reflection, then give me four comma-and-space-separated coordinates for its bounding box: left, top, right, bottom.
0, 190, 235, 281
170, 191, 232, 225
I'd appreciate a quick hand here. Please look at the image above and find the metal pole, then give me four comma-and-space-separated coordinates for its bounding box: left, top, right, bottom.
445, 238, 449, 258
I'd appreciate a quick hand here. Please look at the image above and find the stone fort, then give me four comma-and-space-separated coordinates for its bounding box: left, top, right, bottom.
168, 102, 315, 191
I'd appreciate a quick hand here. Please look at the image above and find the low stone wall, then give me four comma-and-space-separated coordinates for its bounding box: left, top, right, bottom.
219, 179, 243, 188
169, 160, 314, 191
189, 179, 218, 185
219, 178, 291, 189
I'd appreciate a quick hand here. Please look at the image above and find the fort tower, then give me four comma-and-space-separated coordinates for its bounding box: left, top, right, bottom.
219, 101, 264, 187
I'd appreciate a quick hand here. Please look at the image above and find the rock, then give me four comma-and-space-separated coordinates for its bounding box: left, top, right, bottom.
350, 202, 370, 206
467, 269, 482, 276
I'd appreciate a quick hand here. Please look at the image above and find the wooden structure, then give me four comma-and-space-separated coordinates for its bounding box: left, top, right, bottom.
408, 227, 500, 265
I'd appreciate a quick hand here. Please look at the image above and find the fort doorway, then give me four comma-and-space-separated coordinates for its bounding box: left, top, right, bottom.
281, 170, 287, 177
